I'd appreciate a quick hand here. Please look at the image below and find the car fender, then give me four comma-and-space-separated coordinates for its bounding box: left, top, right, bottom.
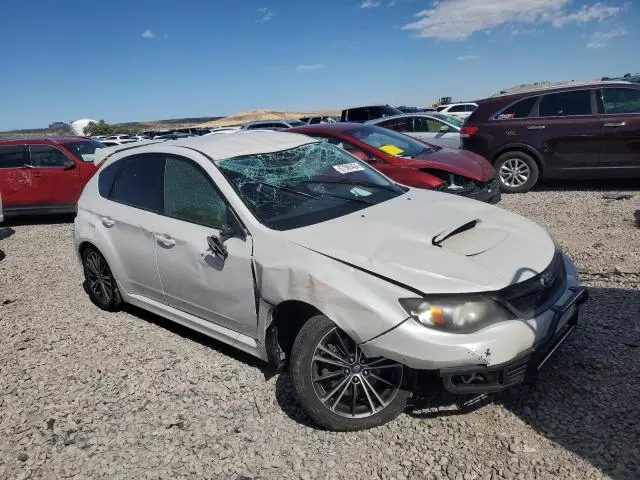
252, 232, 412, 344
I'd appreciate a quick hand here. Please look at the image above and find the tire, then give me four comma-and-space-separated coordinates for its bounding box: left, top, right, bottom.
81, 246, 123, 312
494, 151, 539, 193
289, 314, 412, 431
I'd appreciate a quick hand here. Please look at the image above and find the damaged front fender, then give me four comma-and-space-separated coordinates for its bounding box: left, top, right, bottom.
252, 234, 412, 345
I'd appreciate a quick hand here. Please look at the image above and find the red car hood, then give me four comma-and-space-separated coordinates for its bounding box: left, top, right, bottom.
393, 148, 495, 182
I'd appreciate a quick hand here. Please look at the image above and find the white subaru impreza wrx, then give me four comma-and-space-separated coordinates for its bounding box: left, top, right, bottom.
74, 131, 587, 431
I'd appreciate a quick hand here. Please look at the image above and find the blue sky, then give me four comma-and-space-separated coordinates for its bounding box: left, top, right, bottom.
0, 0, 637, 130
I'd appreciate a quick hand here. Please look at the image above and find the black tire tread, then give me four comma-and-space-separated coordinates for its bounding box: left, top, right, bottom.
81, 246, 123, 312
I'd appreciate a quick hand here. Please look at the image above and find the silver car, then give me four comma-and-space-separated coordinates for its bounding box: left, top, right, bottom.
367, 113, 464, 149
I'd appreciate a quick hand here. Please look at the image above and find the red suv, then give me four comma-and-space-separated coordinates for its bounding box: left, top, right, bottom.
461, 81, 640, 193
0, 137, 102, 218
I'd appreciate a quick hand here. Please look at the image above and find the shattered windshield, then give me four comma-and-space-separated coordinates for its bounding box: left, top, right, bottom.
217, 142, 405, 230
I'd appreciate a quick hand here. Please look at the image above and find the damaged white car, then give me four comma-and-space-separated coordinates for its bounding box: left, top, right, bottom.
74, 131, 587, 431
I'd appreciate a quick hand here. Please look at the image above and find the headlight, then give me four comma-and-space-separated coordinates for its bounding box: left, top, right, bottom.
399, 296, 514, 333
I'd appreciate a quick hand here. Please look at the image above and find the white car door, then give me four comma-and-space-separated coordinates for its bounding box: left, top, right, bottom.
150, 154, 257, 337
100, 154, 166, 301
410, 117, 461, 149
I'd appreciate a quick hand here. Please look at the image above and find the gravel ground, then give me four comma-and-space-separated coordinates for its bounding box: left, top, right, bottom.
1, 188, 639, 480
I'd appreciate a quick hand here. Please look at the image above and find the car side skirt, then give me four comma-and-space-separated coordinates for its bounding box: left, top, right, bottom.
2, 204, 76, 217
124, 292, 268, 362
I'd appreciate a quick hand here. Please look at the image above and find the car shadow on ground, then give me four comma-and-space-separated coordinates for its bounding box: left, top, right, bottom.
2, 213, 75, 226
123, 304, 267, 373
0, 226, 16, 262
125, 287, 639, 479
533, 178, 640, 192
495, 287, 640, 480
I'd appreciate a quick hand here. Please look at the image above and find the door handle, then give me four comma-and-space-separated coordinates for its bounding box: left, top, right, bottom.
603, 122, 626, 128
526, 125, 546, 130
101, 216, 115, 228
154, 233, 176, 247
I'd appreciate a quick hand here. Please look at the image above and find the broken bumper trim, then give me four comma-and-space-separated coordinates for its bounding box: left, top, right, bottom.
440, 286, 589, 394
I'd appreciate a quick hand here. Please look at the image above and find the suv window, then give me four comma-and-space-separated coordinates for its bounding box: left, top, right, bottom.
110, 154, 164, 212
496, 96, 538, 120
345, 108, 368, 122
164, 157, 228, 229
602, 88, 640, 114
0, 145, 27, 168
378, 117, 411, 132
29, 145, 69, 167
539, 90, 592, 117
98, 162, 122, 198
448, 105, 467, 113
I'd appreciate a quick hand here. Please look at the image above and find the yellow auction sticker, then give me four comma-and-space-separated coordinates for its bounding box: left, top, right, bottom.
378, 144, 404, 156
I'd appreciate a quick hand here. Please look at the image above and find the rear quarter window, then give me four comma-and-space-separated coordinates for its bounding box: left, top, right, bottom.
494, 96, 538, 120
98, 161, 123, 198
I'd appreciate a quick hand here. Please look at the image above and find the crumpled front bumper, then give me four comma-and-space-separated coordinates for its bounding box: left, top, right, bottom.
440, 286, 588, 393
360, 255, 585, 384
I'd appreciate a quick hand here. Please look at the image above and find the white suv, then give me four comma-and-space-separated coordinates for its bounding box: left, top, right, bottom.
74, 131, 587, 431
436, 103, 478, 120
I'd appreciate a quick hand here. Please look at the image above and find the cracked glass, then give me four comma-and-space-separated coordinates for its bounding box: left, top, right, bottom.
217, 142, 405, 231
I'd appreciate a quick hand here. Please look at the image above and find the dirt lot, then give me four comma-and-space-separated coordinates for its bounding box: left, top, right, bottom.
1, 186, 639, 480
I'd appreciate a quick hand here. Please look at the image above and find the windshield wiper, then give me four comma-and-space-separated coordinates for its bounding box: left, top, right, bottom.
254, 181, 320, 199
300, 179, 401, 194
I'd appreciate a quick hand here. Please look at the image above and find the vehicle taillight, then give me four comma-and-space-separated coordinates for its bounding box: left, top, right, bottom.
460, 126, 479, 138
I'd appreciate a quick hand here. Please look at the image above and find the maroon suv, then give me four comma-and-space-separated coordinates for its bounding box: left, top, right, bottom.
461, 81, 640, 193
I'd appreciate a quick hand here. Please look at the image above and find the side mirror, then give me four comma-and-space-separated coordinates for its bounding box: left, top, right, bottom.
63, 159, 76, 171
439, 125, 450, 133
206, 206, 245, 260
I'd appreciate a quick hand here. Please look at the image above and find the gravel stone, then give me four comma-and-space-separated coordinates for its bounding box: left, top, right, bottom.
1, 188, 639, 479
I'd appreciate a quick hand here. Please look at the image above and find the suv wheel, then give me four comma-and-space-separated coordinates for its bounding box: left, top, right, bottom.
81, 246, 122, 311
289, 314, 411, 431
494, 151, 539, 193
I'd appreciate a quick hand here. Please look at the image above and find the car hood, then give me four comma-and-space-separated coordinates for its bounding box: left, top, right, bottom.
395, 148, 495, 182
277, 189, 554, 294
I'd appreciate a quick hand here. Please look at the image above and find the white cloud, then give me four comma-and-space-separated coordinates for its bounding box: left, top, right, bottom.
402, 0, 625, 41
360, 0, 381, 8
552, 2, 622, 27
141, 29, 155, 39
587, 27, 627, 48
387, 1, 397, 6
456, 54, 480, 61
257, 7, 274, 22
296, 64, 328, 71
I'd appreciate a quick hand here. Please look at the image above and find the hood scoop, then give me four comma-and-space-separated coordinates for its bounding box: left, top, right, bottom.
433, 219, 508, 256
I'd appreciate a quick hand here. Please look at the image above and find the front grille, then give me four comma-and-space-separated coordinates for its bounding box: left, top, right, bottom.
500, 250, 566, 316
428, 172, 499, 197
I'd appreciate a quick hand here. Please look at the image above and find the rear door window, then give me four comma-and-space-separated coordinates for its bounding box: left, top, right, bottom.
29, 145, 69, 167
110, 154, 164, 212
539, 90, 592, 117
601, 88, 640, 114
495, 96, 538, 120
0, 145, 27, 168
413, 117, 443, 133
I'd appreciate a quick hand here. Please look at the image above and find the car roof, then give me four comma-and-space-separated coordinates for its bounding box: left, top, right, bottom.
97, 131, 319, 166
0, 136, 92, 145
488, 80, 634, 101
289, 122, 364, 134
